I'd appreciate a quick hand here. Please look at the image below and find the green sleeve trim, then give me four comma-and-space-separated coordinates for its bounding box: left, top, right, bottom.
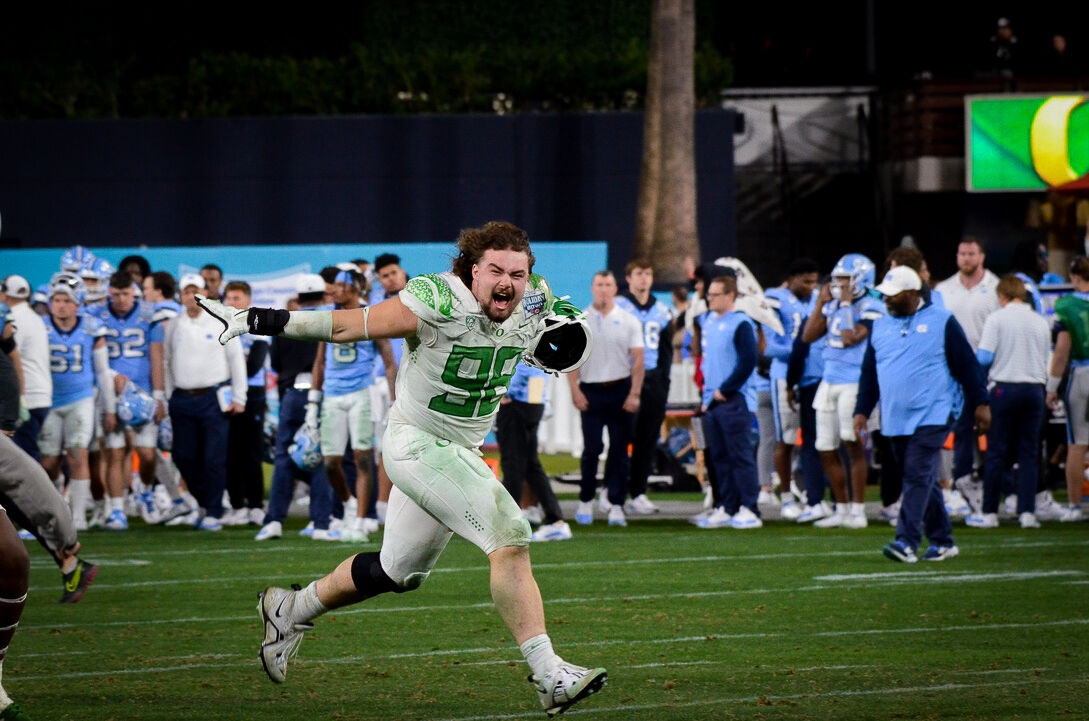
405, 274, 454, 318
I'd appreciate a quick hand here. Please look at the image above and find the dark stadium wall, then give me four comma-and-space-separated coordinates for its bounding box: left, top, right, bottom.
0, 111, 736, 276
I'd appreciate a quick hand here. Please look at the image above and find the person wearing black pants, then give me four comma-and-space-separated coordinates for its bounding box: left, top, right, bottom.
497, 364, 570, 541
164, 275, 248, 530
615, 260, 674, 515
224, 282, 269, 525
568, 270, 644, 527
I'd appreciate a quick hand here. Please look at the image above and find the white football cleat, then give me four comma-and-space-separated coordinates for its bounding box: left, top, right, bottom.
1034, 491, 1063, 521
796, 502, 830, 524
574, 501, 594, 526
779, 499, 803, 520
255, 521, 282, 541
729, 506, 763, 529
814, 510, 845, 528
1058, 505, 1084, 523
965, 512, 999, 529
954, 475, 983, 515
258, 586, 313, 684
625, 493, 660, 515
842, 510, 868, 529
944, 488, 971, 519
597, 487, 611, 514
311, 527, 343, 542
607, 505, 627, 527
531, 521, 573, 542
1019, 512, 1041, 529
695, 506, 732, 529
757, 489, 781, 507
523, 505, 544, 525
529, 662, 607, 717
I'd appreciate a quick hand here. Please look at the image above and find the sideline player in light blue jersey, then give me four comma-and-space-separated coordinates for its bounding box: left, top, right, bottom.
614, 259, 674, 515
308, 269, 396, 542
801, 253, 883, 529
368, 253, 408, 523
762, 258, 819, 514
138, 270, 190, 522
86, 270, 166, 529
39, 274, 117, 531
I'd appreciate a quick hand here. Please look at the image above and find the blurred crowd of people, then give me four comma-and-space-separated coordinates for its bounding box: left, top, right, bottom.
1, 236, 1086, 574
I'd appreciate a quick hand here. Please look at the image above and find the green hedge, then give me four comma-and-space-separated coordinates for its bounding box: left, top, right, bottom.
0, 0, 732, 118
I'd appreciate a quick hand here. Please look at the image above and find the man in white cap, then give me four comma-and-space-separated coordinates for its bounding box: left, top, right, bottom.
854, 265, 989, 564
0, 276, 52, 461
162, 273, 247, 530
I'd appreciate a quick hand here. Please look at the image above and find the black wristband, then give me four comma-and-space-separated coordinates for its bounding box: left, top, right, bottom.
246, 308, 290, 336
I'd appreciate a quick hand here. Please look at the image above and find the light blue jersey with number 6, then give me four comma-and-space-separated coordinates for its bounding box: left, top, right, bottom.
324, 338, 377, 397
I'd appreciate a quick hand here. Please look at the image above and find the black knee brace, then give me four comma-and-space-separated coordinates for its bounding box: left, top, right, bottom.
350, 552, 406, 599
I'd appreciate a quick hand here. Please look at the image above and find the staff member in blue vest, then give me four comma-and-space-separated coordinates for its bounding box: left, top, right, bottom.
854, 266, 989, 563
695, 274, 762, 530
615, 259, 674, 515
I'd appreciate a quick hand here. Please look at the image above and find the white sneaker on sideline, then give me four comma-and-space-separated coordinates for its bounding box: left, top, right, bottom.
523, 505, 544, 525
879, 500, 901, 523
729, 506, 763, 529
575, 501, 594, 525
607, 505, 627, 527
1059, 505, 1084, 522
255, 521, 282, 541
842, 510, 868, 529
1035, 491, 1064, 521
955, 475, 983, 514
796, 502, 830, 524
528, 662, 607, 716
814, 511, 845, 529
944, 488, 970, 519
166, 507, 200, 527
298, 521, 315, 537
695, 507, 731, 529
626, 494, 660, 515
779, 499, 803, 520
361, 517, 380, 534
532, 521, 573, 542
258, 586, 314, 684
688, 508, 714, 525
196, 515, 223, 531
1003, 494, 1017, 516
757, 489, 780, 507
965, 512, 999, 528
597, 487, 611, 513
312, 527, 343, 541
1019, 512, 1041, 529
223, 508, 250, 526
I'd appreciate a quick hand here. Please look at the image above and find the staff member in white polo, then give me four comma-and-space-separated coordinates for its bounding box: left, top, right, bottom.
967, 275, 1050, 529
163, 274, 247, 530
934, 238, 1000, 496
568, 270, 644, 527
1, 275, 52, 461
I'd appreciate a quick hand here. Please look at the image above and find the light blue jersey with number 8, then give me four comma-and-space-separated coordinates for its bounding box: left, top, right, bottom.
324, 338, 377, 397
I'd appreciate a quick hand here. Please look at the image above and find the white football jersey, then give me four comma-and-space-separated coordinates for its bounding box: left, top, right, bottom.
390, 271, 554, 449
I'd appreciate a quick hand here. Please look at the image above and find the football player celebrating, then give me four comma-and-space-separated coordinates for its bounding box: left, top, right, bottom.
198, 221, 605, 717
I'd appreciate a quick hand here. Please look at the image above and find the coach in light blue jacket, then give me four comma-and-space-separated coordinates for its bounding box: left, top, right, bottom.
853, 266, 989, 564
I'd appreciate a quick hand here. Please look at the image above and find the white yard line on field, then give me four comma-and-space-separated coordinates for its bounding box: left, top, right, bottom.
13, 619, 1089, 680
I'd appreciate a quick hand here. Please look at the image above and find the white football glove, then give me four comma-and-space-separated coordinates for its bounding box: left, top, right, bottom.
195, 295, 248, 345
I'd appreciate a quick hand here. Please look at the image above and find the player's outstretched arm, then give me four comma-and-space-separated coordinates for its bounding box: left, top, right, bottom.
197, 294, 418, 345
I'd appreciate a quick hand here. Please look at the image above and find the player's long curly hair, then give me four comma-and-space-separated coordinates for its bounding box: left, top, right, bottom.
452, 221, 536, 288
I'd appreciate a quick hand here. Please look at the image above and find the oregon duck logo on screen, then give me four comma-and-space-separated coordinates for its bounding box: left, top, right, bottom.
968, 95, 1089, 192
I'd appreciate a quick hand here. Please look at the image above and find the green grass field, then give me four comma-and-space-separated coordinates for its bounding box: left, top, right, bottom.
9, 515, 1089, 720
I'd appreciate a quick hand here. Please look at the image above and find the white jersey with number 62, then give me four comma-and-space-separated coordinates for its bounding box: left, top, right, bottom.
390, 271, 554, 449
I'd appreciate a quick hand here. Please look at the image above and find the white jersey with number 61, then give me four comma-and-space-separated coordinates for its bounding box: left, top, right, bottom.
390, 271, 554, 449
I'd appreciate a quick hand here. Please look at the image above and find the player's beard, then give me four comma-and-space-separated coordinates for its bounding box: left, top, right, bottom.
481, 285, 518, 323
